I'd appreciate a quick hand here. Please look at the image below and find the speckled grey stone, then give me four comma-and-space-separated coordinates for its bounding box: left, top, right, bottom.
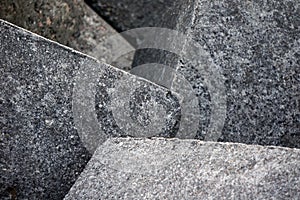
0, 20, 179, 199
88, 0, 300, 148
0, 0, 133, 71
65, 137, 300, 199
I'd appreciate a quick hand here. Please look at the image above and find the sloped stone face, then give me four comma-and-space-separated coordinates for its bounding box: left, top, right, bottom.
0, 20, 179, 199
65, 137, 300, 199
88, 0, 300, 148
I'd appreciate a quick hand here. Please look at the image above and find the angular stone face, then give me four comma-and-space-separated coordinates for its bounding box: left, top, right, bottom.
0, 20, 179, 199
88, 0, 300, 148
65, 137, 300, 199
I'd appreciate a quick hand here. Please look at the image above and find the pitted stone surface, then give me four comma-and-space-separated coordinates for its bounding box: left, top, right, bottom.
65, 137, 300, 199
88, 0, 300, 148
0, 20, 179, 199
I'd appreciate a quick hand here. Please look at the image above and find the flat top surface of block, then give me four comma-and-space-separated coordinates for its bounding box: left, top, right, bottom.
65, 137, 300, 199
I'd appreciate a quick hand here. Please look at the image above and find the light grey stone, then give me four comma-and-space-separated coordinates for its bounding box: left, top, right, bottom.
0, 20, 179, 199
65, 137, 300, 199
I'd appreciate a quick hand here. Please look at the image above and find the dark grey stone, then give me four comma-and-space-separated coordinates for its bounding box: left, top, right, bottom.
65, 137, 300, 199
88, 0, 300, 148
0, 20, 179, 199
85, 0, 195, 31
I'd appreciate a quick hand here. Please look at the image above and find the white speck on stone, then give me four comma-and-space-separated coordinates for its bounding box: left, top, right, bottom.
45, 119, 54, 126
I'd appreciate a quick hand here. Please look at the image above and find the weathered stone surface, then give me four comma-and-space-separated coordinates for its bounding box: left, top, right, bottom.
0, 0, 133, 70
0, 20, 179, 199
65, 137, 300, 199
87, 0, 300, 148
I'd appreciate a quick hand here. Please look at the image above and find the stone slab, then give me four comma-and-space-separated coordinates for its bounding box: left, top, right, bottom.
87, 0, 300, 148
0, 0, 133, 70
65, 137, 300, 199
0, 20, 179, 199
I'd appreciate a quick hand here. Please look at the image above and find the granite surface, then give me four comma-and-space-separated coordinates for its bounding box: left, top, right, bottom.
65, 137, 300, 199
186, 0, 299, 147
0, 20, 179, 199
0, 0, 133, 70
88, 0, 300, 148
0, 1, 299, 199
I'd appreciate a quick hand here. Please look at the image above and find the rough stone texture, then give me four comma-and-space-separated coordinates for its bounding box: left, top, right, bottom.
65, 137, 300, 199
0, 20, 179, 199
87, 0, 300, 148
0, 0, 133, 70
